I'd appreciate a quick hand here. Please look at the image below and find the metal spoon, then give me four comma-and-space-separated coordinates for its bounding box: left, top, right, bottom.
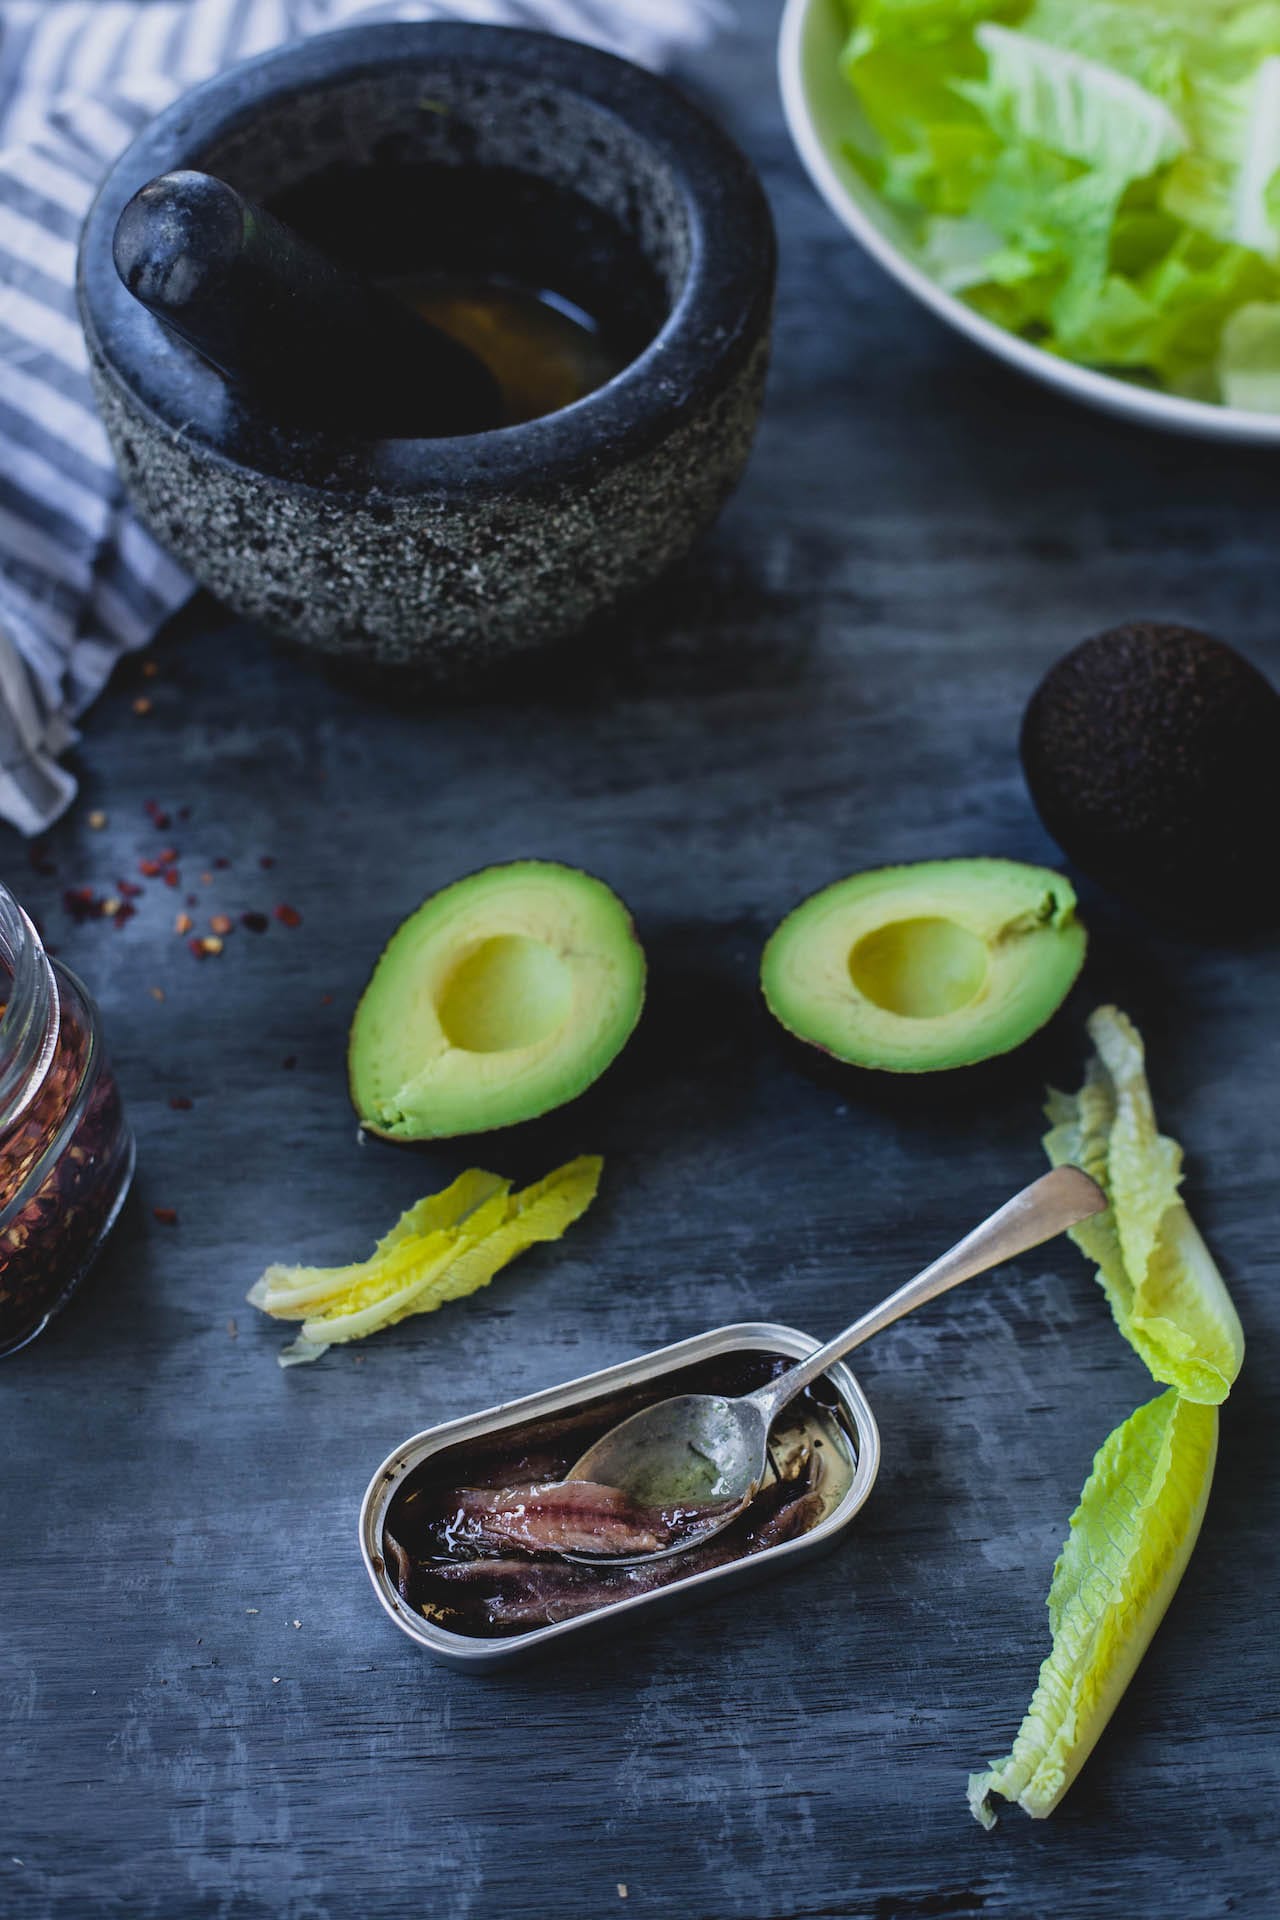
563, 1164, 1106, 1565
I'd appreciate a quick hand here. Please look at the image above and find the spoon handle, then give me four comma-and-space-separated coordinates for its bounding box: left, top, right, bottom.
746, 1165, 1106, 1430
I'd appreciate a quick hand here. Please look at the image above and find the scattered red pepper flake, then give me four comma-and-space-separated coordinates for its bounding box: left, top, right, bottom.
152, 1206, 179, 1226
213, 856, 230, 870
209, 914, 233, 937
281, 1056, 297, 1071
157, 847, 178, 866
177, 806, 190, 822
142, 660, 159, 679
62, 887, 98, 923
241, 911, 268, 934
187, 938, 206, 959
117, 879, 143, 899
169, 1095, 193, 1111
175, 913, 193, 935
138, 858, 163, 878
320, 993, 333, 1006
259, 855, 275, 869
273, 903, 302, 928
87, 810, 107, 831
163, 869, 181, 890
132, 696, 152, 717
113, 903, 136, 930
149, 986, 165, 1003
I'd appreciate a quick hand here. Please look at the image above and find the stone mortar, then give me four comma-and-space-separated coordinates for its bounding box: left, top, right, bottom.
78, 24, 776, 676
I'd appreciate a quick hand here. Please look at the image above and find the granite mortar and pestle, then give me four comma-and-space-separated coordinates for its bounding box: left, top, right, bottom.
77, 24, 777, 677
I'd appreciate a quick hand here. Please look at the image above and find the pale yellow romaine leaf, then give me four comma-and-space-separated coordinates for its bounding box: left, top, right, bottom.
1044, 1005, 1243, 1403
295, 1158, 602, 1346
247, 1171, 509, 1317
249, 1158, 603, 1363
970, 1389, 1218, 1827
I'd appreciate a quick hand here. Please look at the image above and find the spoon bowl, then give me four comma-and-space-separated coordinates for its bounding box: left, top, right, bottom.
564, 1164, 1106, 1565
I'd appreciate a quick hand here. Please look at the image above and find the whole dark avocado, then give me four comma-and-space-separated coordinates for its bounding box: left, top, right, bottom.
1021, 621, 1280, 928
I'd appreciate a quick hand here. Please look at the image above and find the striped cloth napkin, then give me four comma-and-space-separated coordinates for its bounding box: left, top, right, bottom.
0, 0, 728, 835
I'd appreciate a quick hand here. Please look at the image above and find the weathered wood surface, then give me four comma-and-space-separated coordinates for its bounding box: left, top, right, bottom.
2, 5, 1278, 1916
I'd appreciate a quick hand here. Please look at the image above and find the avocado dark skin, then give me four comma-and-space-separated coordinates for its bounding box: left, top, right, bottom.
1021, 621, 1280, 931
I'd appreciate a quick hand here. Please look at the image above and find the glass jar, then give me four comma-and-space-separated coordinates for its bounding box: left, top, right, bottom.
0, 883, 134, 1356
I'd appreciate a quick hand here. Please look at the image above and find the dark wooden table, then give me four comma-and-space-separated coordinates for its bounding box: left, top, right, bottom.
4, 6, 1278, 1916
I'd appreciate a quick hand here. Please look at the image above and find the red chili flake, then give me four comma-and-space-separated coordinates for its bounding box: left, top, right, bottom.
213, 856, 230, 870
273, 904, 302, 928
138, 858, 163, 878
259, 855, 275, 869
163, 869, 181, 890
132, 696, 152, 717
169, 1096, 193, 1111
142, 660, 159, 680
157, 847, 178, 866
320, 993, 334, 1006
149, 986, 165, 1003
152, 1207, 179, 1226
240, 911, 268, 934
62, 887, 98, 923
117, 879, 143, 899
209, 914, 234, 937
113, 903, 136, 931
187, 937, 207, 959
175, 913, 193, 935
177, 806, 190, 822
281, 1056, 297, 1071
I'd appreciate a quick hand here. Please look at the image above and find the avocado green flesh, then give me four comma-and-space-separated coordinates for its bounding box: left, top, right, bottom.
762, 859, 1085, 1073
349, 862, 645, 1139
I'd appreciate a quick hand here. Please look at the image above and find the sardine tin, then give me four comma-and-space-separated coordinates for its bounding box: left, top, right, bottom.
358, 1321, 881, 1670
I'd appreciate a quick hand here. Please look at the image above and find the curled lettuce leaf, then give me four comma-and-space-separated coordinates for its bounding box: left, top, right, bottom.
970, 1389, 1218, 1826
1043, 1006, 1244, 1404
249, 1157, 602, 1365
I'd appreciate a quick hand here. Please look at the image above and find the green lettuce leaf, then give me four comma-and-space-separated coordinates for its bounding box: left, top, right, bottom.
1043, 1006, 1244, 1404
969, 23, 1189, 181
1218, 295, 1280, 403
1161, 57, 1280, 254
969, 1389, 1218, 1825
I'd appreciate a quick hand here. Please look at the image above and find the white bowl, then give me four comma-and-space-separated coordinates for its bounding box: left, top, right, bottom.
778, 0, 1280, 446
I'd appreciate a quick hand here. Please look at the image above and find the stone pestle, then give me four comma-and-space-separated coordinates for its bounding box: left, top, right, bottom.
111, 168, 504, 437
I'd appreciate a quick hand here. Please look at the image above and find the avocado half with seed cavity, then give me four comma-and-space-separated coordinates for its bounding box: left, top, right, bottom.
350, 862, 645, 1140
761, 859, 1085, 1072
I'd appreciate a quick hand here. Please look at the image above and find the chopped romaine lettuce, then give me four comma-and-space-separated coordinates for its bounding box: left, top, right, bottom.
837, 0, 1280, 404
969, 1389, 1218, 1825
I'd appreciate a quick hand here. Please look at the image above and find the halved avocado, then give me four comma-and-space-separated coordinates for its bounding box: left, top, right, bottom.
350, 861, 645, 1139
761, 858, 1085, 1073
